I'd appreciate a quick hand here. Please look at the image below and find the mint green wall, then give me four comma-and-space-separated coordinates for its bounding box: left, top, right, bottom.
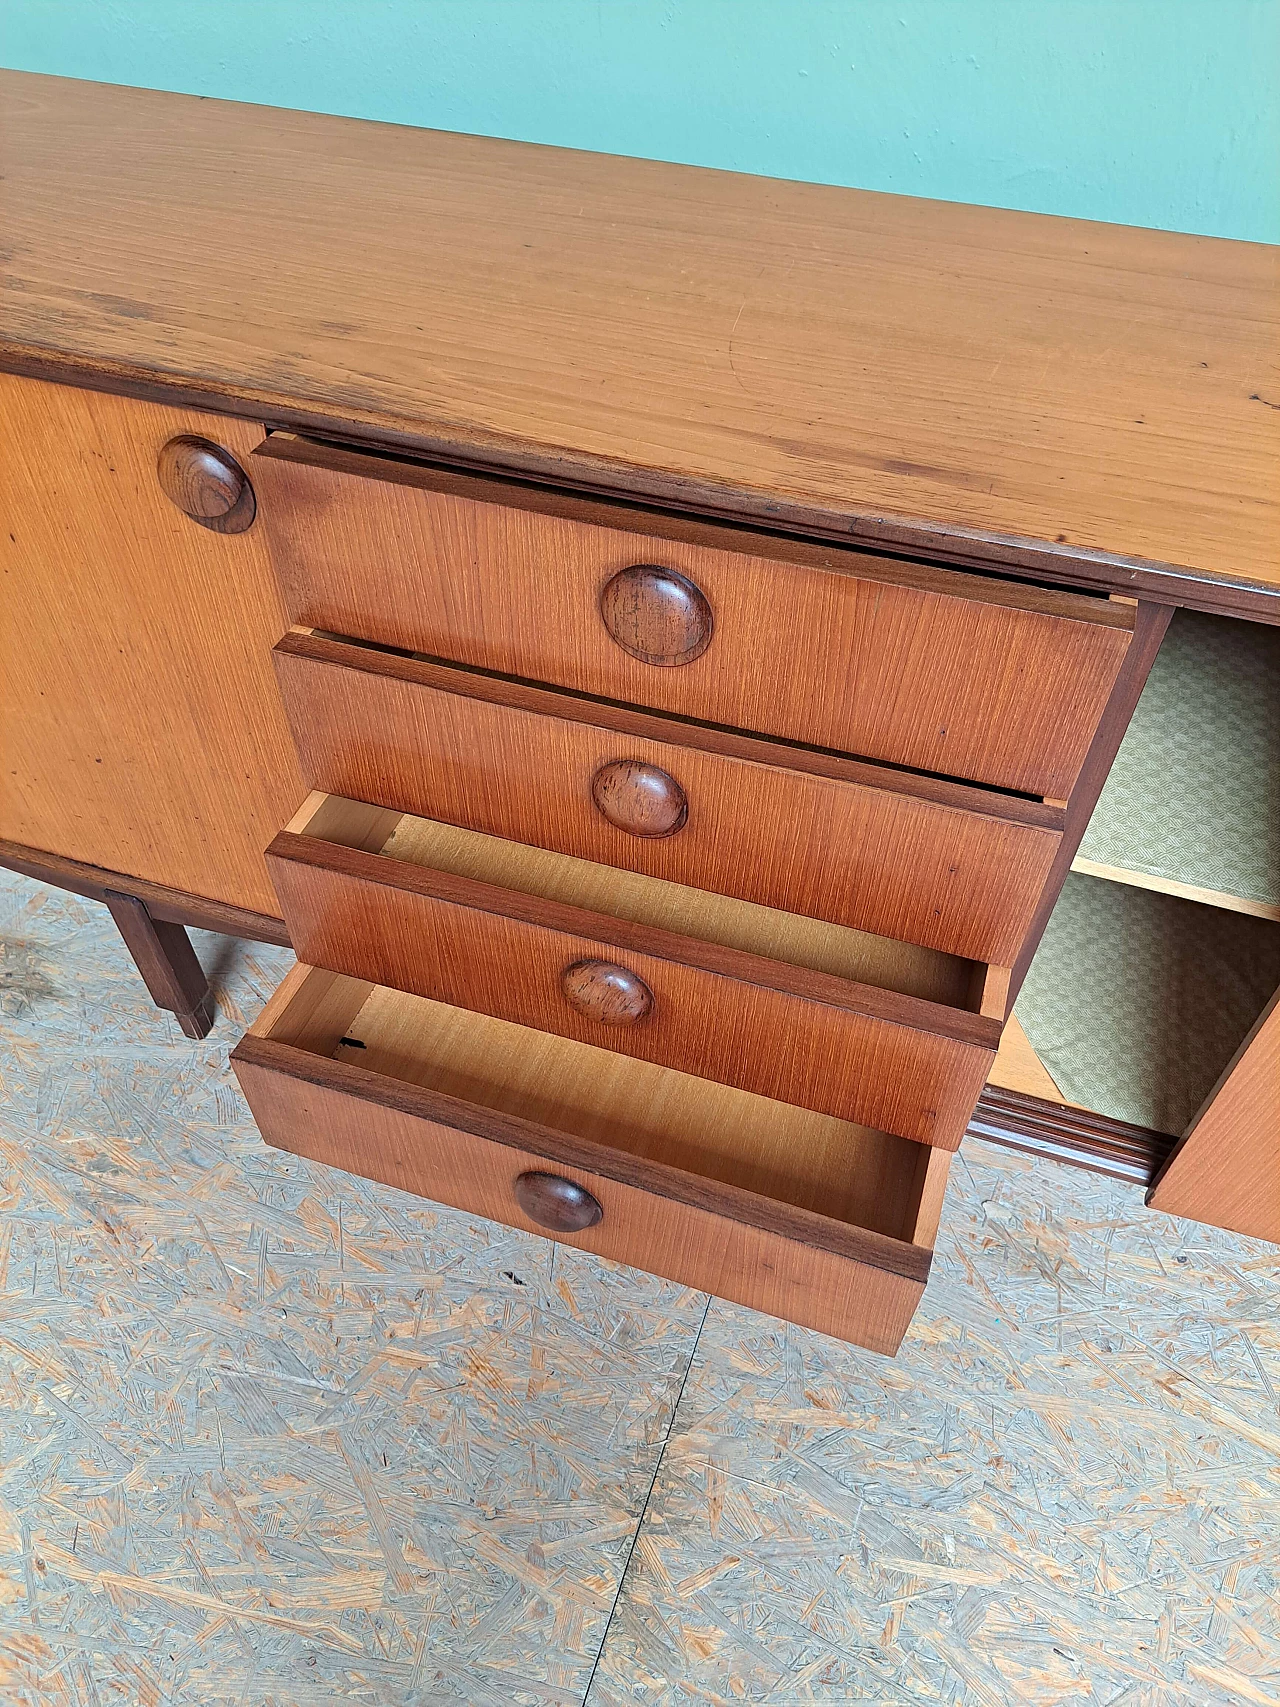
2, 1, 1276, 243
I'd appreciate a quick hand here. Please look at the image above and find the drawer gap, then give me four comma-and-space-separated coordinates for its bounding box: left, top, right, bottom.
271, 432, 1123, 609
301, 629, 1062, 816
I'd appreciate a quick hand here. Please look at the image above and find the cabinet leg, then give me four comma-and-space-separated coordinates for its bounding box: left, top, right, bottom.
104, 889, 215, 1039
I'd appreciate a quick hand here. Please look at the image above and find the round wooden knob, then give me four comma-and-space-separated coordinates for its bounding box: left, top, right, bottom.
157, 436, 256, 533
599, 565, 713, 666
514, 1171, 603, 1233
560, 959, 654, 1026
592, 759, 688, 838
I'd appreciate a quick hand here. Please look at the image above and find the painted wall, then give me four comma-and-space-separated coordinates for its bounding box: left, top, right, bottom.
1, 1, 1275, 243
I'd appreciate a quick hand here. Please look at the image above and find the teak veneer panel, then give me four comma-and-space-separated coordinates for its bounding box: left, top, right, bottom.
1148, 989, 1280, 1242
4, 72, 1277, 613
275, 632, 1062, 966
231, 967, 942, 1354
256, 437, 1134, 799
235, 1045, 929, 1356
267, 807, 998, 1149
0, 373, 305, 914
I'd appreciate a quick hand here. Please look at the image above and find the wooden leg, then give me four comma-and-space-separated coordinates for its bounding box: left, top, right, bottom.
104, 889, 215, 1039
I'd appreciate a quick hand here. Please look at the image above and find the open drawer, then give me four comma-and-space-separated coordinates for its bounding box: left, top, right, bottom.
230, 965, 952, 1354
267, 793, 1006, 1149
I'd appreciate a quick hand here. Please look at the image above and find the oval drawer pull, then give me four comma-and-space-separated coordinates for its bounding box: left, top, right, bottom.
592, 758, 688, 838
560, 958, 654, 1026
599, 564, 713, 666
157, 436, 257, 533
514, 1171, 604, 1233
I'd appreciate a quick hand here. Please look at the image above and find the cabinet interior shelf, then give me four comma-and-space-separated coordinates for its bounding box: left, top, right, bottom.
995, 608, 1279, 1135
1074, 608, 1279, 920
1069, 856, 1280, 923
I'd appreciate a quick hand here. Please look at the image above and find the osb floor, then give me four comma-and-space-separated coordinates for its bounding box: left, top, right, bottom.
1, 869, 1278, 1707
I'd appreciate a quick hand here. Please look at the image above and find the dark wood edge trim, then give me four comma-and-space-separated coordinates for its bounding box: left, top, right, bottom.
268, 829, 1002, 1051
274, 632, 1065, 832
0, 837, 291, 947
967, 1086, 1175, 1187
1008, 600, 1175, 1008
5, 344, 1274, 623
257, 431, 1135, 633
230, 1032, 934, 1283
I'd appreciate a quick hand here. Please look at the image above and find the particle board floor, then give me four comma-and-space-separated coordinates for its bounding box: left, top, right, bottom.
1, 868, 1277, 1706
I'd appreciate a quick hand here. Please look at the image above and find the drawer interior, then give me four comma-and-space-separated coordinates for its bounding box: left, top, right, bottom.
289, 791, 1001, 1015
253, 962, 948, 1248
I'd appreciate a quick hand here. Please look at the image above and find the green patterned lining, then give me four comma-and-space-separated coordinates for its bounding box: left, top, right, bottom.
1016, 874, 1280, 1134
1079, 609, 1280, 906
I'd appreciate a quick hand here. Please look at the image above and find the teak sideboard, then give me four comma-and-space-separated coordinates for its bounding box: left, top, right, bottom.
3, 73, 1277, 1356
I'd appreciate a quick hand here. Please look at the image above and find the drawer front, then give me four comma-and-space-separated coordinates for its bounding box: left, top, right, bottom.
276, 632, 1063, 967
254, 436, 1135, 798
265, 828, 999, 1148
232, 1018, 936, 1357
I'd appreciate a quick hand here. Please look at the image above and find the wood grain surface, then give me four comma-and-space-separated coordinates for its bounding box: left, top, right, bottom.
512, 1170, 604, 1232
102, 888, 215, 1040
598, 563, 715, 666
234, 1040, 929, 1356
969, 1084, 1176, 1188
275, 633, 1062, 966
232, 969, 943, 1353
559, 959, 655, 1027
1071, 855, 1280, 923
258, 436, 1134, 798
1148, 988, 1280, 1241
589, 758, 689, 839
3, 72, 1276, 613
267, 827, 997, 1149
0, 372, 306, 914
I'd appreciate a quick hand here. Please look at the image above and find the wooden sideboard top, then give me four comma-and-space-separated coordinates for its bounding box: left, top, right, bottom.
2, 71, 1276, 616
